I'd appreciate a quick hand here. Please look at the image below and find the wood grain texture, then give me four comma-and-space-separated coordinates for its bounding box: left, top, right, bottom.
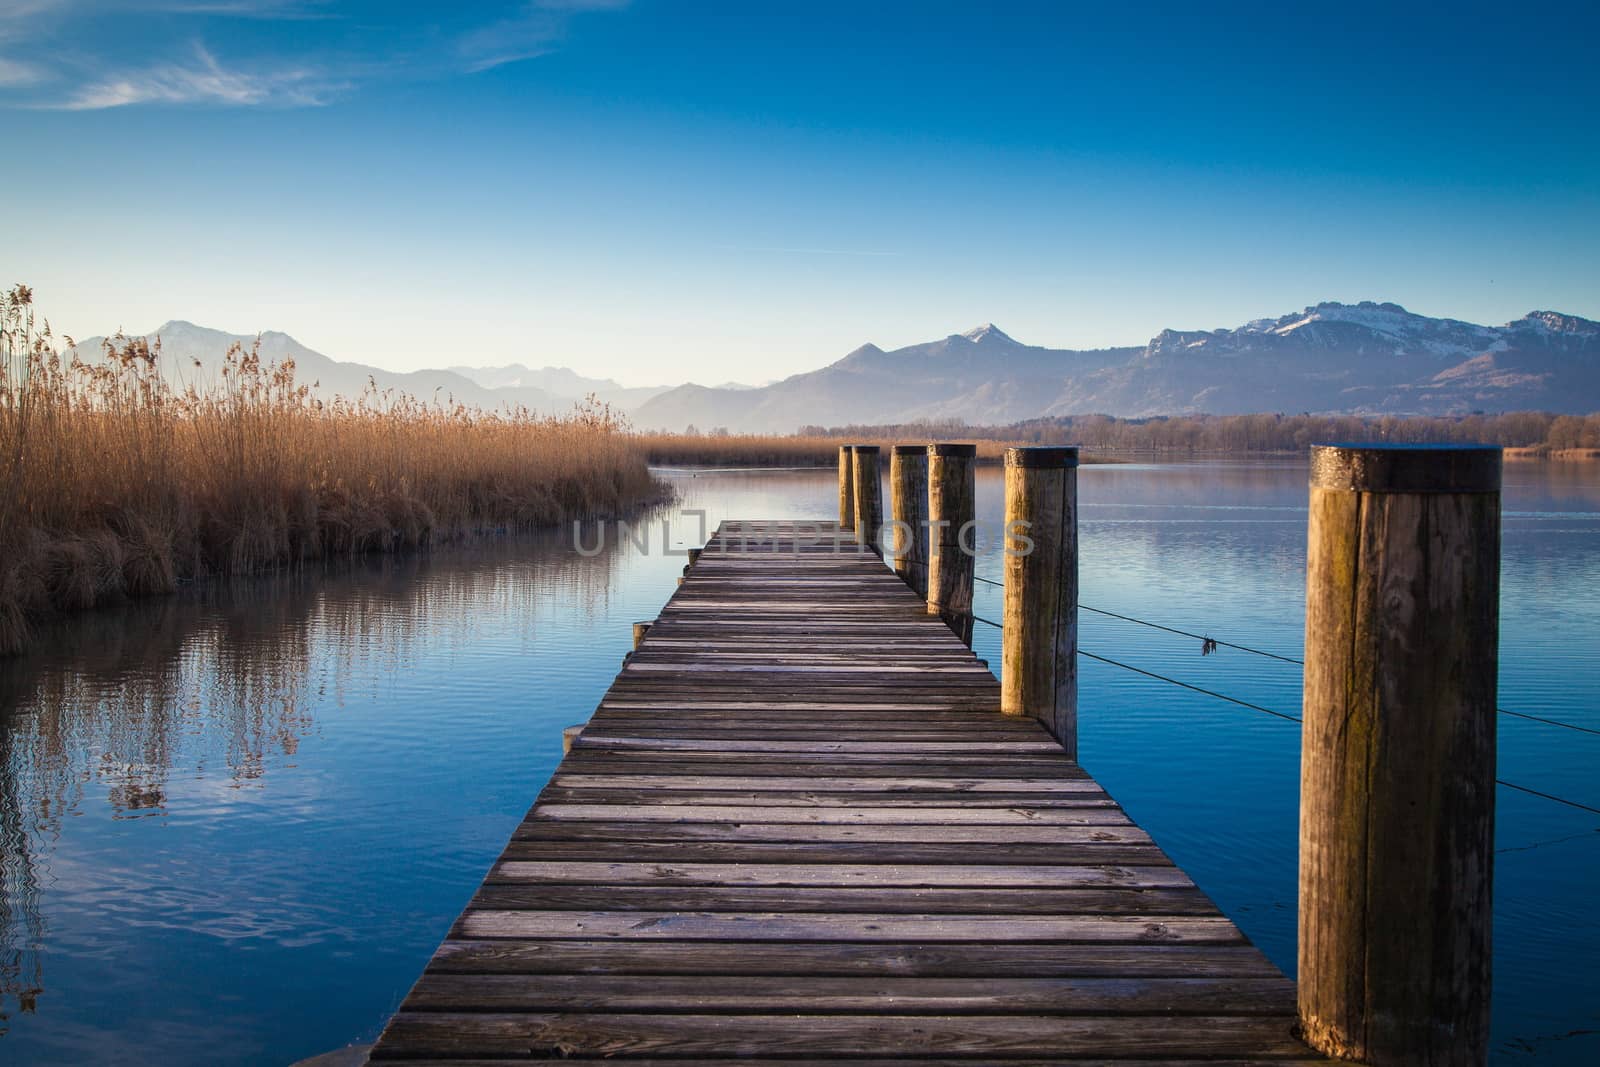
368, 518, 1320, 1063
1001, 447, 1079, 754
890, 445, 930, 598
838, 445, 855, 530
927, 445, 977, 645
1299, 457, 1499, 1065
852, 445, 884, 554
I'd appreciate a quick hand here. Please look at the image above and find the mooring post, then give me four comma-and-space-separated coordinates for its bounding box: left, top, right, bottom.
890, 444, 930, 597
852, 445, 884, 554
838, 445, 856, 530
926, 442, 977, 645
1000, 446, 1078, 755
682, 547, 702, 576
633, 620, 652, 649
1299, 443, 1501, 1065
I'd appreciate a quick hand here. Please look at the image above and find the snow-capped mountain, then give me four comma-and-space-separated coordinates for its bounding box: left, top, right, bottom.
632, 302, 1600, 431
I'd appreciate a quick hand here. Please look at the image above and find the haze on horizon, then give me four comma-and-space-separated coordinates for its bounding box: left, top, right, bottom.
5, 1, 1597, 387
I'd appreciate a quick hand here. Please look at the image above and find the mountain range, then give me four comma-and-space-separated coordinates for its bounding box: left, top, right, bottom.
631, 303, 1600, 431
71, 303, 1600, 430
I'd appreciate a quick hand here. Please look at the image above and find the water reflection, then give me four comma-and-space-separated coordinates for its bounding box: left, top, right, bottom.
0, 526, 641, 1039
0, 464, 1595, 1064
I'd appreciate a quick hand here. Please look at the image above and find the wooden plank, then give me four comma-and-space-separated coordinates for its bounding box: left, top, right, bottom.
372, 1012, 1312, 1058
426, 939, 1289, 977
455, 910, 1244, 942
468, 885, 1218, 915
489, 861, 1194, 887
404, 973, 1298, 1013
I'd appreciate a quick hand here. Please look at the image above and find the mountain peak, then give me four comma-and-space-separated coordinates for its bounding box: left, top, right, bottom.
1511, 310, 1599, 335
961, 323, 1013, 344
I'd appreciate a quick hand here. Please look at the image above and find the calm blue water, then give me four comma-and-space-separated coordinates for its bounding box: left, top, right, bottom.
0, 460, 1595, 1064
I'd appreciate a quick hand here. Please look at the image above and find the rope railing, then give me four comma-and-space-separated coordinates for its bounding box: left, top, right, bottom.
958, 561, 1600, 738
894, 552, 1599, 816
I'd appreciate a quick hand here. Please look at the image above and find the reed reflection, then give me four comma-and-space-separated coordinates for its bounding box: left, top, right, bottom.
0, 524, 635, 1031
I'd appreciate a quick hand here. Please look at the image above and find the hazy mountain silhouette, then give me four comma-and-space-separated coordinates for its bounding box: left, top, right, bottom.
71, 303, 1600, 429
631, 303, 1600, 431
69, 321, 567, 413
445, 362, 674, 409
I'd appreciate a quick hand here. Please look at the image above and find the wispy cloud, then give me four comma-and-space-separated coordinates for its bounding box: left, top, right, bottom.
57, 42, 341, 109
1, 0, 628, 109
0, 56, 47, 86
456, 0, 629, 74
131, 0, 335, 16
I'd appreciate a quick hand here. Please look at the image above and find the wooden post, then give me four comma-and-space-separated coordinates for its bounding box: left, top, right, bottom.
926, 443, 976, 645
1000, 446, 1078, 755
633, 621, 652, 649
890, 444, 929, 597
852, 445, 883, 554
561, 723, 586, 754
1299, 443, 1501, 1065
838, 445, 856, 530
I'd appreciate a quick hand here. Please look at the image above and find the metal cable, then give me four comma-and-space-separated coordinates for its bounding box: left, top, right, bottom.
901, 558, 1600, 738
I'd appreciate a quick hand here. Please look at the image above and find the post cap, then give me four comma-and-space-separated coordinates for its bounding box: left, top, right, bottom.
890, 443, 926, 455
851, 444, 880, 454
1005, 446, 1080, 469
1310, 443, 1502, 493
928, 442, 978, 458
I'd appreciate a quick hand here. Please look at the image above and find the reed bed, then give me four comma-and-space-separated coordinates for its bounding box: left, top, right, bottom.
0, 286, 662, 655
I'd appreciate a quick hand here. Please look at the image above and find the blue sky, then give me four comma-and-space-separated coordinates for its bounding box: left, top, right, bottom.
4, 0, 1598, 385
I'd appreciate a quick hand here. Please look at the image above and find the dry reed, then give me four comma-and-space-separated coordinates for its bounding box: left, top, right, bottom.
0, 285, 663, 655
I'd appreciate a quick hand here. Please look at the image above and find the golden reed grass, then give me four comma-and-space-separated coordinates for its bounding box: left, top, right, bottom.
0, 286, 663, 655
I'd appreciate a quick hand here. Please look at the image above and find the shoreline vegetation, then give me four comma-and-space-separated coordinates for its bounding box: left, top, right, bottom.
0, 287, 664, 656
641, 414, 1599, 468
793, 412, 1600, 457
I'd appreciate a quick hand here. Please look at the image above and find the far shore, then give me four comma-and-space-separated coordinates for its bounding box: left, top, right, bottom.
1504, 447, 1600, 461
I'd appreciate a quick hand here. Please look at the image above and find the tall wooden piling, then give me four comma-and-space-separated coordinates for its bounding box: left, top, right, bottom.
926, 443, 977, 645
852, 445, 883, 554
1298, 443, 1501, 1065
1000, 446, 1079, 755
837, 445, 856, 530
889, 444, 929, 597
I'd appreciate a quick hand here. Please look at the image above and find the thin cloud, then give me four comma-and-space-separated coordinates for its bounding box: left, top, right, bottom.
56, 42, 342, 109
456, 0, 628, 74
131, 1, 335, 16
0, 56, 47, 86
1, 0, 628, 109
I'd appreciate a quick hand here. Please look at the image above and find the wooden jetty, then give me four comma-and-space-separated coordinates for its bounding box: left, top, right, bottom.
368, 518, 1326, 1063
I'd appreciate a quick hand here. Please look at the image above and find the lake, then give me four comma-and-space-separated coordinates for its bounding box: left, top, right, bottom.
1, 459, 1596, 1064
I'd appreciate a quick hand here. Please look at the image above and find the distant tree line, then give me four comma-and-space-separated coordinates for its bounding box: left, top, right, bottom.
799, 412, 1600, 453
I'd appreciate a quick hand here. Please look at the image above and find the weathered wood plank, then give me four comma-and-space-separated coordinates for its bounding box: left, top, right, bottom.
488, 861, 1193, 887
404, 973, 1297, 1013
468, 885, 1218, 915
425, 939, 1288, 977
372, 1012, 1310, 1058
